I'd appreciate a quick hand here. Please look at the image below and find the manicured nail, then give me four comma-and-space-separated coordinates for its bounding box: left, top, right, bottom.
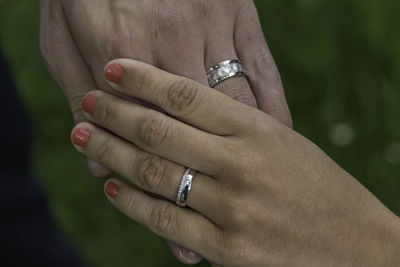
105, 181, 119, 199
72, 128, 91, 147
82, 93, 96, 114
105, 63, 124, 83
179, 247, 202, 263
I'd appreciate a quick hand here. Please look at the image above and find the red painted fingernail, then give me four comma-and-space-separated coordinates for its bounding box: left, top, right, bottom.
105, 63, 124, 83
82, 94, 96, 114
72, 128, 91, 147
105, 181, 119, 199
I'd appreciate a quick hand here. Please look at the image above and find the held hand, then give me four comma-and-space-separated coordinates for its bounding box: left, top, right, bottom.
41, 1, 291, 263
40, 0, 291, 134
71, 59, 400, 266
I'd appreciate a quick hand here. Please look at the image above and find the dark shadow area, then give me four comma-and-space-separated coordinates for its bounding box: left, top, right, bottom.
0, 51, 84, 267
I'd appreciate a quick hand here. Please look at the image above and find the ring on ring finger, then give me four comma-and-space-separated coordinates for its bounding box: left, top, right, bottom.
206, 59, 247, 88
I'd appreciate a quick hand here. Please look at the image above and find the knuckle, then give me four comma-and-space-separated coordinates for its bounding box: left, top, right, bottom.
214, 233, 249, 265
232, 91, 257, 107
98, 101, 114, 125
94, 135, 113, 161
221, 235, 250, 266
105, 35, 126, 58
251, 50, 280, 82
218, 82, 256, 107
209, 231, 233, 262
228, 203, 249, 225
135, 155, 167, 191
154, 2, 192, 36
149, 202, 178, 235
104, 33, 136, 59
137, 113, 172, 149
123, 193, 136, 214
166, 79, 198, 113
190, 0, 214, 18
216, 142, 250, 177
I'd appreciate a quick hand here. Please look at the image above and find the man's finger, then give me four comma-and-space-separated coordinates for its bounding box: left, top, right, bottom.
234, 3, 293, 128
204, 25, 257, 108
40, 1, 112, 177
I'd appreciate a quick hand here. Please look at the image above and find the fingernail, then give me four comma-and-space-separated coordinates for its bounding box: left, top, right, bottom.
179, 247, 202, 263
105, 63, 124, 83
82, 93, 96, 114
105, 181, 119, 199
72, 128, 91, 147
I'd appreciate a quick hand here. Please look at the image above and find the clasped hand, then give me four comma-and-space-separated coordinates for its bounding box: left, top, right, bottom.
71, 60, 400, 266
40, 1, 292, 262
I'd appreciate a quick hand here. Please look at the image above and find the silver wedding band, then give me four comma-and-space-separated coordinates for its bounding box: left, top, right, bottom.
207, 59, 247, 88
176, 168, 196, 208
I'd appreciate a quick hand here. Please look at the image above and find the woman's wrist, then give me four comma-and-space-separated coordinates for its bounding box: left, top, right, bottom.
360, 208, 400, 266
325, 196, 400, 266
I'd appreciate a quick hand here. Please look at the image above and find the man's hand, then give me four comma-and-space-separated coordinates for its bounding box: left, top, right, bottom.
40, 0, 292, 264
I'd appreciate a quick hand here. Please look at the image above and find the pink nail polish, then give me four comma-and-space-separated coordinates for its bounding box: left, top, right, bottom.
82, 93, 96, 114
105, 181, 119, 199
105, 63, 124, 83
72, 128, 91, 147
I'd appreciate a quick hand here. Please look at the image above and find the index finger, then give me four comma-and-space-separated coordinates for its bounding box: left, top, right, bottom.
103, 59, 256, 136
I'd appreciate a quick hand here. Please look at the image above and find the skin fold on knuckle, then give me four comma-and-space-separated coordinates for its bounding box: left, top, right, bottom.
95, 99, 115, 126
149, 202, 179, 237
207, 231, 234, 265
135, 155, 167, 192
93, 134, 114, 162
137, 112, 172, 150
105, 33, 135, 60
165, 78, 199, 115
119, 188, 138, 216
220, 83, 257, 107
152, 1, 195, 39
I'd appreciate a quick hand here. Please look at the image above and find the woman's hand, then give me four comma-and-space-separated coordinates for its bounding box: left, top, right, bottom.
71, 59, 400, 266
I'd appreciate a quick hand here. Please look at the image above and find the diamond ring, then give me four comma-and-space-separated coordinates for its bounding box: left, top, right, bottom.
206, 59, 247, 88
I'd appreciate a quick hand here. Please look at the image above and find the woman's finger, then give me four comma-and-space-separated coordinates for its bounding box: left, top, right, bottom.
71, 122, 223, 219
103, 59, 255, 136
103, 178, 223, 262
234, 3, 293, 128
80, 91, 234, 176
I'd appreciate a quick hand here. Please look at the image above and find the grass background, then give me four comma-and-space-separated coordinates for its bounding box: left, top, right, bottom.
1, 0, 399, 266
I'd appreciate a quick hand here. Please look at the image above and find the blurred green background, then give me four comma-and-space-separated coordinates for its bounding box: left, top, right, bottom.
1, 0, 399, 266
